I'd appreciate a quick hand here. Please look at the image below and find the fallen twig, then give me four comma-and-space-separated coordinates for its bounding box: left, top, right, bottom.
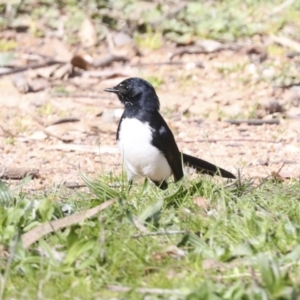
25, 110, 73, 142
0, 124, 16, 137
93, 54, 128, 68
225, 119, 280, 126
50, 93, 104, 100
0, 60, 65, 77
170, 42, 241, 59
21, 198, 116, 249
131, 61, 204, 68
269, 0, 295, 15
270, 35, 300, 52
132, 230, 188, 239
41, 144, 118, 154
179, 138, 284, 144
106, 285, 184, 295
131, 215, 148, 233
0, 167, 39, 180
271, 162, 287, 181
49, 117, 80, 126
171, 47, 214, 59
63, 182, 86, 189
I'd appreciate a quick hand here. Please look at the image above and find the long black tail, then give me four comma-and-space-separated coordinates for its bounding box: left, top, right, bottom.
182, 153, 236, 179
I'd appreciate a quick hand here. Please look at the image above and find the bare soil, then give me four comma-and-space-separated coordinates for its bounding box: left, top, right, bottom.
1, 36, 300, 191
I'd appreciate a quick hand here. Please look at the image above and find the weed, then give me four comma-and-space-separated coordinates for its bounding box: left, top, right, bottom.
36, 102, 54, 116
0, 40, 18, 52
5, 137, 15, 145
0, 174, 300, 298
135, 30, 163, 50
14, 119, 28, 133
144, 75, 164, 89
53, 85, 69, 96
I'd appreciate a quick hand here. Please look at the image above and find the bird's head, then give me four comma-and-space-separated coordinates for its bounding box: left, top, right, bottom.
104, 77, 160, 111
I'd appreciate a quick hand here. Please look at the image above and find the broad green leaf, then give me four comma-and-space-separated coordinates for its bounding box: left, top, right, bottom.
257, 254, 283, 294
6, 208, 24, 225
11, 176, 32, 192
0, 179, 13, 207
77, 244, 101, 270
3, 224, 16, 240
23, 221, 41, 232
38, 199, 55, 222
66, 225, 80, 248
138, 197, 163, 223
177, 233, 204, 249
64, 239, 97, 265
187, 281, 220, 300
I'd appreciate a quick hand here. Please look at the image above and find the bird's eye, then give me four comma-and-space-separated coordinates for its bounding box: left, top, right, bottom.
125, 85, 129, 90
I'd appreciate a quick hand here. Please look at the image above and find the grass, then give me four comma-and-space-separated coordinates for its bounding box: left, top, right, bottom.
1, 174, 300, 299
135, 30, 163, 50
2, 0, 300, 42
1, 0, 300, 298
36, 102, 54, 116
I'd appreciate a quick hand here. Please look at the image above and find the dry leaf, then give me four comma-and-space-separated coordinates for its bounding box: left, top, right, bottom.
28, 78, 51, 92
53, 63, 73, 80
131, 215, 148, 232
25, 131, 48, 141
195, 39, 224, 52
152, 245, 186, 261
12, 75, 30, 93
0, 245, 9, 258
202, 258, 223, 270
112, 32, 133, 47
36, 64, 61, 79
0, 167, 39, 179
193, 196, 211, 210
45, 120, 90, 136
71, 55, 90, 70
270, 35, 300, 52
79, 18, 97, 48
33, 63, 72, 80
21, 198, 116, 249
271, 170, 296, 180
165, 245, 186, 259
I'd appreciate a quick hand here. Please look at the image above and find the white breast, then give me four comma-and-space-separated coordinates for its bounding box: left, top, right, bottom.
118, 118, 172, 182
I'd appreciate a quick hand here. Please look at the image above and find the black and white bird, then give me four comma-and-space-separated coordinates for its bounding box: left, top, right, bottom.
104, 77, 235, 190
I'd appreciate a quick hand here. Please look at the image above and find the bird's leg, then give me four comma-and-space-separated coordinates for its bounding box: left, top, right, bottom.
152, 180, 168, 190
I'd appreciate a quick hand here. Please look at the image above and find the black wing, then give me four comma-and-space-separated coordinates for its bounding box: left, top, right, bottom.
138, 110, 184, 182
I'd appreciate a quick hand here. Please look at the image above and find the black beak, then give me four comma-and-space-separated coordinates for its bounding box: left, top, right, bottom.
104, 87, 119, 93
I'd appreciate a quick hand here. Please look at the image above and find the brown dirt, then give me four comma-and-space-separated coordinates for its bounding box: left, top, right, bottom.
1, 37, 300, 191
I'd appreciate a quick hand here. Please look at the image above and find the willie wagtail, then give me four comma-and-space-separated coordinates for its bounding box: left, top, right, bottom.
104, 77, 235, 190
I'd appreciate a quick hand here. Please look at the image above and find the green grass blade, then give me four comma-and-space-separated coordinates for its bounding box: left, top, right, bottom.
0, 179, 14, 207
81, 173, 124, 200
